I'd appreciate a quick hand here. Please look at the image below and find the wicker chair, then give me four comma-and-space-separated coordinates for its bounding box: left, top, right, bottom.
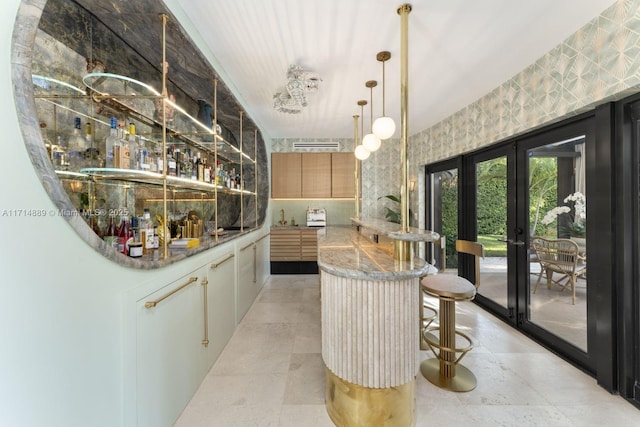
531, 237, 586, 305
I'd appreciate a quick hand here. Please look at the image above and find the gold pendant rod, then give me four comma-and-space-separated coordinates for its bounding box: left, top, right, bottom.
353, 114, 360, 217
398, 4, 412, 234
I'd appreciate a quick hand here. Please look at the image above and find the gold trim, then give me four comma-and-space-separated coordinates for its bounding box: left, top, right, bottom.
210, 253, 234, 269
325, 366, 415, 427
201, 277, 209, 347
145, 276, 197, 308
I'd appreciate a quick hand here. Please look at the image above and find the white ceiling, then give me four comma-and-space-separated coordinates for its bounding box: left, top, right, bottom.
174, 0, 616, 140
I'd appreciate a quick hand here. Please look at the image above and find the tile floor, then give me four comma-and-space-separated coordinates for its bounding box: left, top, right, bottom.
175, 274, 640, 426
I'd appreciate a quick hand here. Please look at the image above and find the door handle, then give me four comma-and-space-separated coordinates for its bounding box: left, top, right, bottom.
498, 238, 525, 246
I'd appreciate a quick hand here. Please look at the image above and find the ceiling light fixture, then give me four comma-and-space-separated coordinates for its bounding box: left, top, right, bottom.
354, 99, 370, 160
372, 51, 396, 140
273, 64, 322, 114
362, 80, 381, 152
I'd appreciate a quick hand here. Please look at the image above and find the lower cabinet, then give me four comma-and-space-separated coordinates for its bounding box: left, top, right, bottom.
125, 234, 269, 427
134, 267, 209, 427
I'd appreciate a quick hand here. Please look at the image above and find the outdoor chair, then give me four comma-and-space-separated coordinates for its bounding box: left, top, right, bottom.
531, 237, 586, 305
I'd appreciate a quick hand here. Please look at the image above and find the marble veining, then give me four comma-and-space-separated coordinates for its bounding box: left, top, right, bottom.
317, 227, 436, 280
351, 217, 440, 242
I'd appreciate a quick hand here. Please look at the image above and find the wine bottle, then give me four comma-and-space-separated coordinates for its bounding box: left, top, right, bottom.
103, 213, 118, 250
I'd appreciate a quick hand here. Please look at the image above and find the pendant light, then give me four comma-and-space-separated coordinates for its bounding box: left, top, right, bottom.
372, 51, 396, 140
362, 80, 382, 152
354, 99, 370, 160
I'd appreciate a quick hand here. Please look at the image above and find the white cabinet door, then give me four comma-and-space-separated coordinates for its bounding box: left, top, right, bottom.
237, 240, 258, 322
255, 233, 270, 289
135, 268, 206, 427
204, 251, 236, 370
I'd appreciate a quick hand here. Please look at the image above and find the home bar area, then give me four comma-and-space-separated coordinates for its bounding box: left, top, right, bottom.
6, 0, 640, 426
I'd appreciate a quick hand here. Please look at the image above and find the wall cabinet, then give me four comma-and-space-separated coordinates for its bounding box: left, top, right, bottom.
271, 152, 301, 198
331, 152, 356, 198
302, 152, 332, 197
271, 152, 355, 199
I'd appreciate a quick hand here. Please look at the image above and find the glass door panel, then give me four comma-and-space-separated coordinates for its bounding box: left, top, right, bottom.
527, 137, 587, 351
425, 167, 458, 272
475, 156, 509, 309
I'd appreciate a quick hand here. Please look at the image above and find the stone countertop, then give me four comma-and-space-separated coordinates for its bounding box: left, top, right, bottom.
351, 217, 440, 242
317, 226, 436, 280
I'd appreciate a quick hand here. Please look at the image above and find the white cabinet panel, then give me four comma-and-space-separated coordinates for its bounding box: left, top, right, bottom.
204, 252, 236, 369
135, 269, 206, 427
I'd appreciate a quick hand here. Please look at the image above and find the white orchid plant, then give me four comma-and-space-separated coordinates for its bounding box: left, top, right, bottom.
541, 192, 586, 238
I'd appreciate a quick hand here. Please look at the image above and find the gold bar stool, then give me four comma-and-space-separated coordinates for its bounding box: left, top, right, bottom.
420, 274, 477, 392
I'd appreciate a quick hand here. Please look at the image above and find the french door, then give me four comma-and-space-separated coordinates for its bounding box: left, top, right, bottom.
427, 115, 598, 373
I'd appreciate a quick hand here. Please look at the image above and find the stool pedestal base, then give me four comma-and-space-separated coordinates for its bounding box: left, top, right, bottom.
420, 358, 476, 392
325, 367, 415, 427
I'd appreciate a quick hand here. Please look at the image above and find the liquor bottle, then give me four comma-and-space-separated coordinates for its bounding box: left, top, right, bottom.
167, 146, 177, 176
203, 157, 212, 183
140, 209, 155, 255
117, 212, 133, 255
105, 117, 118, 168
183, 149, 193, 179
196, 152, 204, 181
116, 122, 130, 169
174, 148, 183, 177
67, 117, 87, 171
103, 213, 118, 249
137, 138, 151, 171
154, 145, 163, 174
128, 123, 138, 170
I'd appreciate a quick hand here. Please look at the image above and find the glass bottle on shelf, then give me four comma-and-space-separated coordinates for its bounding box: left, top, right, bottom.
203, 157, 212, 183
167, 145, 177, 176
174, 148, 183, 177
183, 149, 193, 180
67, 117, 86, 171
103, 213, 118, 249
140, 209, 155, 255
115, 122, 129, 169
196, 152, 204, 181
127, 123, 138, 170
105, 117, 118, 168
117, 211, 133, 255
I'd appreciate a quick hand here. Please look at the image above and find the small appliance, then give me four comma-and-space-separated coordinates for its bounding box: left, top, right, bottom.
306, 208, 327, 227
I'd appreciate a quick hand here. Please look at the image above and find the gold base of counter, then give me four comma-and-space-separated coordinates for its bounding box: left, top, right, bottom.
324, 366, 415, 427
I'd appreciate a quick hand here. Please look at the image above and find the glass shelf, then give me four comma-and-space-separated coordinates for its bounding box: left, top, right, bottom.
82, 72, 252, 164
79, 167, 255, 195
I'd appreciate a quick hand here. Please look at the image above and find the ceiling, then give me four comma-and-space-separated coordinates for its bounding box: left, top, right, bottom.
172, 0, 616, 140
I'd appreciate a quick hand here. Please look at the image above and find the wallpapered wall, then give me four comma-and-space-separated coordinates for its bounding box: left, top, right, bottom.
273, 0, 640, 224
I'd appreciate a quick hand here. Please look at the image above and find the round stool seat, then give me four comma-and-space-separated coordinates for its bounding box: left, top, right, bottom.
421, 274, 476, 300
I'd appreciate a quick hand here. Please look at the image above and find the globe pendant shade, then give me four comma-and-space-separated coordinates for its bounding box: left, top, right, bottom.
362, 133, 381, 152
372, 116, 396, 140
354, 145, 371, 160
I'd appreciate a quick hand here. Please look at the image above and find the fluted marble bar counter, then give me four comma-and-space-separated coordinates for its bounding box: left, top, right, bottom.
318, 226, 437, 426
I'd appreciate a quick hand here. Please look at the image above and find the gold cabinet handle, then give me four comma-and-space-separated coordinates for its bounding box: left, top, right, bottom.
255, 233, 270, 242
241, 241, 255, 251
210, 253, 234, 269
145, 277, 198, 308
201, 277, 209, 347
